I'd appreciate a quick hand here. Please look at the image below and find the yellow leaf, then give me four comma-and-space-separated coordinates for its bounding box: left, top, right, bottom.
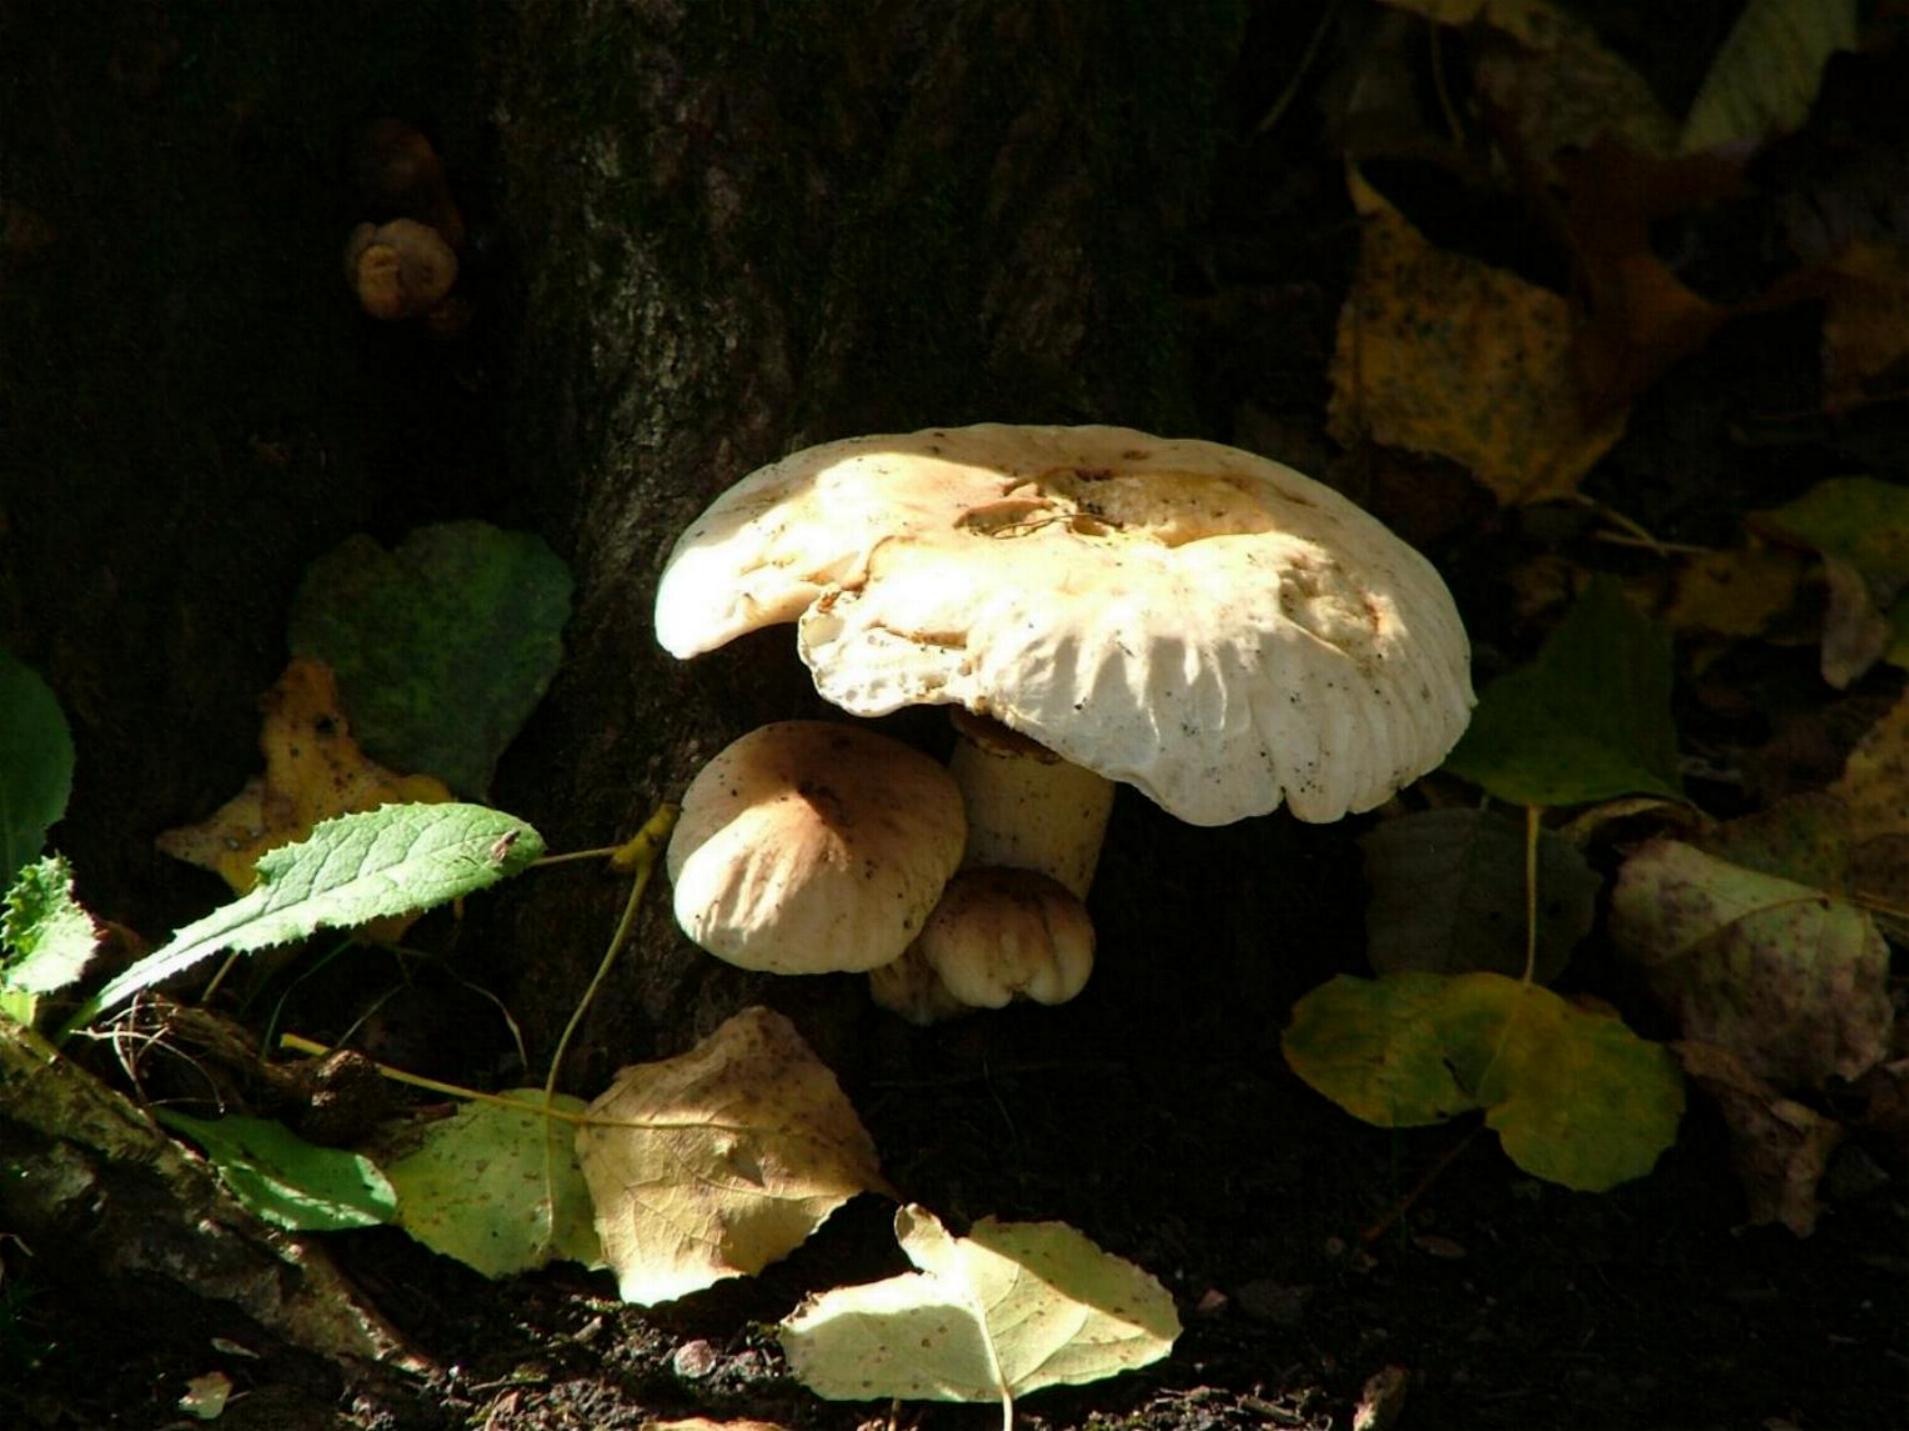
1662, 545, 1805, 637
576, 1007, 892, 1306
1327, 168, 1628, 504
157, 657, 451, 894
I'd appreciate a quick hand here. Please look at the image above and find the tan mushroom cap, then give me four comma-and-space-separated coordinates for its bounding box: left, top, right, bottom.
918, 867, 1095, 1010
656, 424, 1474, 826
666, 721, 966, 973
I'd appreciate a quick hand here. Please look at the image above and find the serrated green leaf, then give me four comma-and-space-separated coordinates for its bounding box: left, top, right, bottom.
2, 854, 101, 997
1680, 0, 1859, 154
289, 521, 573, 797
1361, 808, 1598, 982
154, 1109, 397, 1232
380, 1090, 600, 1278
781, 1205, 1179, 1419
1443, 578, 1683, 806
1283, 972, 1684, 1191
1, 651, 74, 888
66, 804, 542, 1030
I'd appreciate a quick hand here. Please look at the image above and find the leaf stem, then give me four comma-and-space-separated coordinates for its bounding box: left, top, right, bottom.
528, 845, 623, 868
276, 1031, 591, 1123
1523, 803, 1541, 988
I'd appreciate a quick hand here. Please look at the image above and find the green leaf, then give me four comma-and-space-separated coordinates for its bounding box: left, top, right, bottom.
2, 854, 101, 1000
1609, 838, 1892, 1087
1680, 0, 1859, 154
1756, 476, 1909, 589
1443, 577, 1683, 806
0, 651, 75, 887
1360, 808, 1598, 983
289, 521, 573, 797
154, 1109, 397, 1232
781, 1205, 1179, 1420
1283, 971, 1684, 1191
379, 1090, 600, 1278
66, 804, 543, 1029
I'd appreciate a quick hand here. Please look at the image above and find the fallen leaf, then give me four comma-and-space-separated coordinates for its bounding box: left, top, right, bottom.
1678, 0, 1860, 154
0, 649, 73, 887
1754, 476, 1909, 687
157, 658, 452, 893
1822, 240, 1909, 410
380, 1090, 600, 1279
780, 1204, 1179, 1419
577, 1007, 891, 1306
1661, 544, 1805, 637
1443, 577, 1684, 806
1352, 1363, 1412, 1431
1609, 839, 1892, 1087
1674, 1041, 1844, 1235
1360, 807, 1597, 982
1326, 167, 1628, 504
289, 521, 573, 797
177, 1370, 233, 1421
155, 1109, 397, 1233
1282, 971, 1684, 1191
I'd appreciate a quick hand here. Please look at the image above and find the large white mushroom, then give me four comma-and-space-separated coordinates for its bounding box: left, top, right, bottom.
656, 424, 1475, 904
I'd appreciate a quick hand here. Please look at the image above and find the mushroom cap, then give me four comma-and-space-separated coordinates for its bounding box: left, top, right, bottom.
914, 867, 1095, 1010
655, 425, 1474, 826
666, 721, 966, 973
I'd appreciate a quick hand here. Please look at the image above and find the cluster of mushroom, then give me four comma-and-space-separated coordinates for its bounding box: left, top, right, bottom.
654, 425, 1475, 1022
341, 119, 470, 333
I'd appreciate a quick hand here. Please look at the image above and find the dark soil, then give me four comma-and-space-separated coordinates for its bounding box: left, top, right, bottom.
4, 3, 1907, 1429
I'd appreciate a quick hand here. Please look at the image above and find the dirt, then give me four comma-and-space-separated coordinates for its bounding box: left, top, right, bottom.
5, 3, 1909, 1429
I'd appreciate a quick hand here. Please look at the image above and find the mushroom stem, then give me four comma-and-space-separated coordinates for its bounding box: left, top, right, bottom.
946, 709, 1114, 899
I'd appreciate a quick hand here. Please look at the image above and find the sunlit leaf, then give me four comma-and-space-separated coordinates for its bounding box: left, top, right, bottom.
1680, 0, 1859, 154
155, 1109, 397, 1232
290, 521, 573, 797
576, 1007, 890, 1306
379, 1090, 599, 1278
1609, 838, 1892, 1087
2, 854, 101, 1003
69, 804, 543, 1029
1444, 578, 1684, 806
781, 1205, 1179, 1418
0, 650, 73, 888
1283, 971, 1683, 1191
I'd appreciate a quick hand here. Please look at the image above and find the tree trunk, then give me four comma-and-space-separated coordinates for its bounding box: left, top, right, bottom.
483, 0, 1248, 1079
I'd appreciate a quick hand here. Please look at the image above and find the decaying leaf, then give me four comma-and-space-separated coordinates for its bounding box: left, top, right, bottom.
1360, 807, 1596, 982
1282, 971, 1683, 1191
1661, 544, 1805, 638
1327, 168, 1627, 504
1674, 1041, 1845, 1236
1822, 240, 1909, 411
780, 1204, 1179, 1418
1443, 577, 1684, 807
379, 1090, 600, 1279
1678, 0, 1859, 155
158, 658, 451, 893
1755, 477, 1909, 688
1609, 839, 1892, 1088
576, 1007, 891, 1306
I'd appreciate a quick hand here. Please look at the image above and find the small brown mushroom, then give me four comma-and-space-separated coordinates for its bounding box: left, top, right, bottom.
343, 218, 458, 321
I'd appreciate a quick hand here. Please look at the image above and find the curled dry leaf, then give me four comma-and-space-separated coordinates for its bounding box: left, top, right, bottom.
576, 1007, 891, 1306
157, 658, 450, 894
1674, 1041, 1844, 1236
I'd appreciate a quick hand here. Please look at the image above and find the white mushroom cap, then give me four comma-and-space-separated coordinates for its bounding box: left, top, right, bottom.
869, 867, 1095, 1022
656, 425, 1474, 826
666, 721, 966, 973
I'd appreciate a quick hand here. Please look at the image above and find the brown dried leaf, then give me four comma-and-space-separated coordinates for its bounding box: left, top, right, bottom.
1327, 169, 1627, 504
1675, 1041, 1844, 1235
1822, 240, 1909, 410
